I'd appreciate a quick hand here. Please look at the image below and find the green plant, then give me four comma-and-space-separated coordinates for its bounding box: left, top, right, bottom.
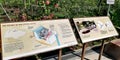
0, 0, 119, 26
110, 0, 120, 27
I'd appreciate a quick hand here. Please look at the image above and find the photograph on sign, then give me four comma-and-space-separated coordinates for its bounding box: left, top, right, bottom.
73, 16, 118, 43
1, 19, 78, 60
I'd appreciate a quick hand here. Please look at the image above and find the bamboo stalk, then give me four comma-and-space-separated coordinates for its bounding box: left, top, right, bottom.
0, 3, 11, 21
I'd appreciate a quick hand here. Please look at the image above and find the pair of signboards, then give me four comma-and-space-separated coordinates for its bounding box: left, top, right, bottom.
0, 16, 118, 60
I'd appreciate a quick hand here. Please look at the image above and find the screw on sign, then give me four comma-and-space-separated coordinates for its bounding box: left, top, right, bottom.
107, 0, 115, 4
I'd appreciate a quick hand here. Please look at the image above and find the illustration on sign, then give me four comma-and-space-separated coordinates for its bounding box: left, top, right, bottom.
33, 26, 60, 45
4, 29, 26, 39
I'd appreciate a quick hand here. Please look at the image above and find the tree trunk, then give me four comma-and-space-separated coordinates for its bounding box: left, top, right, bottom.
35, 0, 38, 5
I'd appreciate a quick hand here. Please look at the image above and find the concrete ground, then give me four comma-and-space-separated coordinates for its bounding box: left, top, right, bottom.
6, 46, 113, 60
41, 47, 113, 60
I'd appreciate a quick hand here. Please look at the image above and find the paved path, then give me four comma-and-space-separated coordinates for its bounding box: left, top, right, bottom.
41, 47, 112, 60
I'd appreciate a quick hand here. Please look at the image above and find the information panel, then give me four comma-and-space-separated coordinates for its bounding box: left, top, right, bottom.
73, 16, 118, 43
1, 19, 78, 60
107, 0, 115, 4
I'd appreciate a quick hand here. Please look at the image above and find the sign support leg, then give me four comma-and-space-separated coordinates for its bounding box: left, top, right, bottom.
58, 49, 62, 60
98, 40, 105, 60
81, 43, 87, 60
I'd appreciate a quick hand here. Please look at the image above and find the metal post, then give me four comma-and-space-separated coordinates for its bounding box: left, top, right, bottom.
107, 4, 111, 16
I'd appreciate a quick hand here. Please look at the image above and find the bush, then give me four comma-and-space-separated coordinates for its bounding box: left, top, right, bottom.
0, 0, 120, 35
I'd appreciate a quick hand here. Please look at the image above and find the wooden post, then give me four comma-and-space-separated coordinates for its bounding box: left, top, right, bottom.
81, 43, 87, 60
58, 49, 62, 60
98, 40, 105, 60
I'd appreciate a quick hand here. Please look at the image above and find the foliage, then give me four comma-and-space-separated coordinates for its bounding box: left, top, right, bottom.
110, 0, 120, 27
0, 0, 120, 28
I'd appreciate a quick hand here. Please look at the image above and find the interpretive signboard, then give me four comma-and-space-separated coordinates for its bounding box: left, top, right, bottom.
1, 19, 78, 60
73, 16, 118, 43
